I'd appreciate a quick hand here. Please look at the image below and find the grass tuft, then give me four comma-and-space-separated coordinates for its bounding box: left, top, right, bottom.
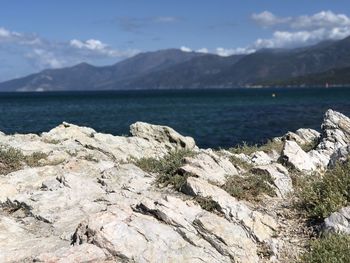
229, 140, 284, 156
300, 234, 350, 263
296, 159, 350, 219
195, 196, 222, 213
222, 172, 276, 201
135, 149, 195, 190
0, 147, 48, 175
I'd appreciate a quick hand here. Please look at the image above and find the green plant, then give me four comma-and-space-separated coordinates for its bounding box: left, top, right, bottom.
24, 152, 48, 167
229, 156, 253, 171
296, 160, 350, 219
135, 149, 195, 190
0, 147, 25, 174
223, 172, 276, 201
300, 234, 350, 263
301, 138, 319, 152
195, 196, 222, 213
0, 147, 48, 174
229, 140, 283, 155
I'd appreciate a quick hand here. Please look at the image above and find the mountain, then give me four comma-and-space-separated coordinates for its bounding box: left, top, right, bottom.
2, 36, 350, 91
263, 66, 350, 87
0, 49, 206, 91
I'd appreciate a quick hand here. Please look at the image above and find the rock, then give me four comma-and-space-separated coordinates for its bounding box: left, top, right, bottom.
250, 151, 273, 165
281, 140, 316, 172
34, 244, 107, 263
283, 129, 319, 146
252, 163, 293, 198
130, 121, 196, 150
182, 176, 278, 242
328, 145, 350, 168
72, 203, 230, 263
323, 206, 350, 235
180, 150, 238, 185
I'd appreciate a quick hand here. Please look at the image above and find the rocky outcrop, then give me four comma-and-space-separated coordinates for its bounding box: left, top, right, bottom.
281, 140, 316, 172
1, 109, 350, 262
323, 206, 350, 235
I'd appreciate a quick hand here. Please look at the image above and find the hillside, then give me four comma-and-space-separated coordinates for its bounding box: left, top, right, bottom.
2, 36, 350, 91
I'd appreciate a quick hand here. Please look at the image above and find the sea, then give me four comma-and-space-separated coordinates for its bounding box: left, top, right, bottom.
1, 87, 350, 149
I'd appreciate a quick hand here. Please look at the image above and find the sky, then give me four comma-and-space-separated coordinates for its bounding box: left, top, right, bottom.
1, 0, 350, 81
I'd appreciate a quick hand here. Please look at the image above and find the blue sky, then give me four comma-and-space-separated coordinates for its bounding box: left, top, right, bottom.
1, 0, 350, 81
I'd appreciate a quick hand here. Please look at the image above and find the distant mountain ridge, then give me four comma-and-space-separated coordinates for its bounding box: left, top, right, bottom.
2, 36, 350, 91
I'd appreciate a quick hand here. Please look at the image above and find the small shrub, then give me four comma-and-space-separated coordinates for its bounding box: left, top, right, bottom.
0, 147, 24, 174
229, 140, 283, 155
0, 147, 48, 175
229, 156, 253, 171
300, 234, 350, 263
135, 149, 195, 190
223, 172, 276, 201
195, 196, 222, 213
296, 160, 350, 219
25, 152, 48, 167
301, 138, 319, 152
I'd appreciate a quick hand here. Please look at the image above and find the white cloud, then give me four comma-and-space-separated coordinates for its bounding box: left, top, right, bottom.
250, 10, 350, 49
216, 47, 255, 56
153, 16, 177, 23
251, 11, 291, 27
291, 11, 350, 30
196, 48, 209, 53
26, 49, 64, 68
180, 46, 192, 52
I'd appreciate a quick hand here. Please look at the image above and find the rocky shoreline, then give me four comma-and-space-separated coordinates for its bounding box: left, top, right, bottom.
1, 109, 350, 262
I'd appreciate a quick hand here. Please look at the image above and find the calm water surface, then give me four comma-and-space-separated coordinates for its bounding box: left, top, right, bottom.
1, 87, 350, 149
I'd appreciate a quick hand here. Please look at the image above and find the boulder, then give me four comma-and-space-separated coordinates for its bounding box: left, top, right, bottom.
323, 206, 350, 235
180, 150, 238, 185
252, 163, 293, 198
182, 176, 278, 242
130, 121, 196, 150
281, 140, 316, 172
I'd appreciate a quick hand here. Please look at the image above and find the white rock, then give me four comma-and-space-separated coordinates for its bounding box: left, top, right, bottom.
281, 140, 316, 172
323, 206, 350, 235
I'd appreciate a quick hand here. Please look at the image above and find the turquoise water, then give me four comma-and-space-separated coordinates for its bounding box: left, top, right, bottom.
1, 87, 350, 149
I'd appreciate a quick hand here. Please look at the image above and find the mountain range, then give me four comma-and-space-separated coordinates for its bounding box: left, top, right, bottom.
2, 36, 350, 91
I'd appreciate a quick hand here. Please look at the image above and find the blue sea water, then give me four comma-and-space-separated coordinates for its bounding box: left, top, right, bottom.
1, 87, 350, 149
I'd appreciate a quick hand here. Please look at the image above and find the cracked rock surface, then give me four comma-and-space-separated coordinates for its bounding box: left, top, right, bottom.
1, 110, 350, 262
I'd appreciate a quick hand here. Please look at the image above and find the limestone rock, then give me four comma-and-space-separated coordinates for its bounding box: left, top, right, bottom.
182, 176, 278, 242
252, 163, 293, 198
180, 150, 238, 185
130, 121, 196, 150
281, 140, 316, 172
323, 206, 350, 235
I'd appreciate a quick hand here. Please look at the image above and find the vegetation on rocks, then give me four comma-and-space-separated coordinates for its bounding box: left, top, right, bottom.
135, 149, 195, 190
300, 138, 319, 152
195, 196, 222, 213
229, 140, 284, 155
296, 160, 350, 219
300, 234, 350, 263
223, 172, 276, 201
0, 147, 48, 174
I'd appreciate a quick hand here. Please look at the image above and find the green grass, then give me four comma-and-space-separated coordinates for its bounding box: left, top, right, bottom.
300, 138, 319, 152
222, 172, 276, 201
135, 149, 195, 190
195, 196, 222, 213
300, 234, 350, 263
229, 156, 253, 171
0, 147, 48, 175
296, 160, 350, 219
228, 140, 284, 156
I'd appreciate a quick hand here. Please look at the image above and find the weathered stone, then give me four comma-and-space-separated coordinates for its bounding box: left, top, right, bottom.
130, 121, 196, 150
252, 163, 293, 198
281, 140, 316, 172
323, 206, 350, 235
183, 176, 278, 242
34, 244, 108, 263
180, 150, 238, 185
